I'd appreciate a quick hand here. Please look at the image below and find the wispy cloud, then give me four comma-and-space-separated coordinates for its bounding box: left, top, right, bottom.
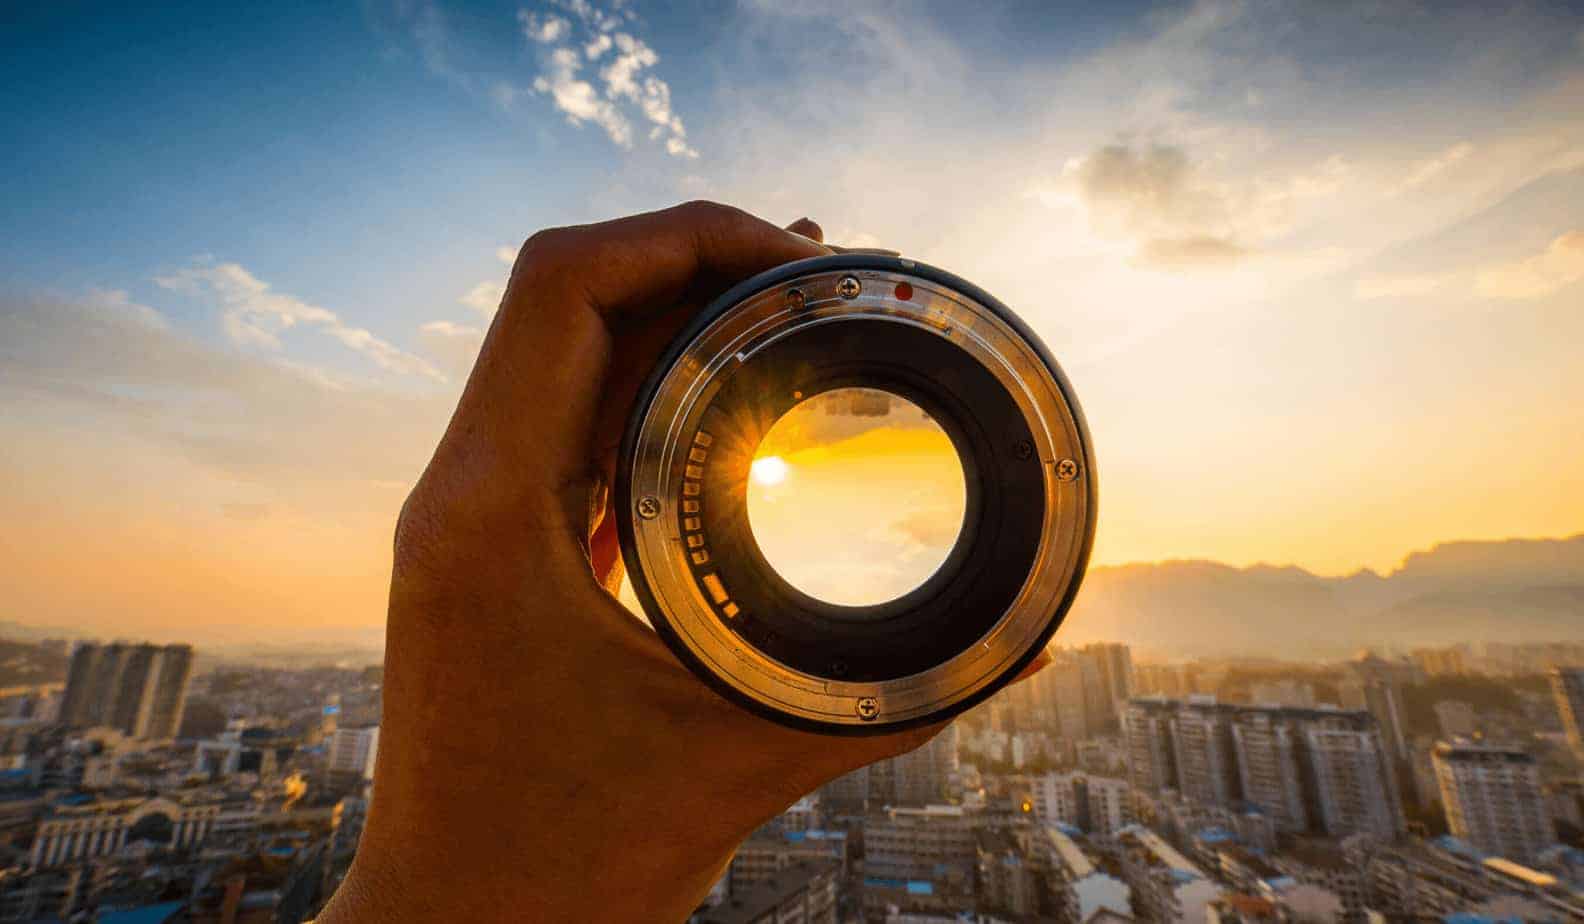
519, 1, 698, 158
1476, 230, 1584, 299
156, 262, 444, 381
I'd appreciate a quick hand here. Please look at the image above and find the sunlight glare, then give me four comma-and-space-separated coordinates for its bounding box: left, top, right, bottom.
750, 455, 789, 486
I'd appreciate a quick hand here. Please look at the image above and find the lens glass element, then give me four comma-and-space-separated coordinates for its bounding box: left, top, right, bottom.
745, 388, 967, 607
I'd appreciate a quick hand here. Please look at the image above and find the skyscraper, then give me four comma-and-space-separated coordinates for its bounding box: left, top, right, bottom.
58, 642, 195, 740
1432, 742, 1555, 862
1549, 667, 1584, 761
1079, 643, 1134, 730
1229, 709, 1308, 833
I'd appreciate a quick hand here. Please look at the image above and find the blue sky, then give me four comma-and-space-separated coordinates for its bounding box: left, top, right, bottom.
2, 1, 1582, 642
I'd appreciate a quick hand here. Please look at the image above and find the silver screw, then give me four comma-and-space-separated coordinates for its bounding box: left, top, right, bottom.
636, 495, 661, 519
836, 275, 862, 299
856, 697, 879, 721
1055, 459, 1080, 482
786, 288, 806, 311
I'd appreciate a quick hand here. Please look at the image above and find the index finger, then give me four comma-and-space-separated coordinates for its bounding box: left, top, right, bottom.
449, 202, 830, 520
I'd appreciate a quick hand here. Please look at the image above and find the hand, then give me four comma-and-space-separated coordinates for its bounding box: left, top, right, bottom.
316, 202, 1039, 923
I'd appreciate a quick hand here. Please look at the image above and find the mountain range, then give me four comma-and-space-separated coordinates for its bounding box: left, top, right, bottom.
1055, 533, 1584, 660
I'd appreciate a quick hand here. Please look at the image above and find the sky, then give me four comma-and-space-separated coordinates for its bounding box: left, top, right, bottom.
1, 0, 1582, 643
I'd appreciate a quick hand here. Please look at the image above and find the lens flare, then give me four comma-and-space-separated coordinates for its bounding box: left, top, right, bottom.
750, 455, 789, 486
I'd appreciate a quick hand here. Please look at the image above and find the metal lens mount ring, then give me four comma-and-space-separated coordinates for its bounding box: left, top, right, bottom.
617, 254, 1095, 734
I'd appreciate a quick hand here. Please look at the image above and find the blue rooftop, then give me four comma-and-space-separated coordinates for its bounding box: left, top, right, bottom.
1196, 827, 1237, 843
98, 901, 185, 924
906, 881, 934, 895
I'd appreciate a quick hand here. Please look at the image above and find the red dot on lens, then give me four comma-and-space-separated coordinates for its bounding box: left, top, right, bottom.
894, 282, 914, 300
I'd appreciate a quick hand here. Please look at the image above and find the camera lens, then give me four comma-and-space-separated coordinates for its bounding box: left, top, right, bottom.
746, 387, 967, 608
618, 254, 1094, 734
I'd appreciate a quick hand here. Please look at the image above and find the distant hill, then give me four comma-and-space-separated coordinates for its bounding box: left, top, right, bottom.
1056, 534, 1584, 660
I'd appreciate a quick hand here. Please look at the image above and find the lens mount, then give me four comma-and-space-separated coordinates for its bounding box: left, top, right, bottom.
617, 254, 1095, 734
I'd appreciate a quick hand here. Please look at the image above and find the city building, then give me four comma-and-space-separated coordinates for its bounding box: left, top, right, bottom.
1116, 824, 1223, 923
1432, 742, 1555, 862
863, 804, 977, 905
28, 795, 223, 868
975, 829, 1040, 917
1043, 825, 1130, 924
1229, 710, 1308, 834
1081, 643, 1135, 730
1125, 699, 1402, 840
326, 726, 379, 781
1433, 700, 1479, 739
699, 861, 838, 924
1031, 771, 1131, 839
1248, 680, 1315, 709
1303, 724, 1403, 839
1550, 666, 1584, 761
730, 829, 848, 891
58, 643, 194, 740
887, 723, 959, 806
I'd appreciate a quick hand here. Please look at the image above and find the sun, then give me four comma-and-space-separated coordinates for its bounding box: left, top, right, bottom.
750, 455, 789, 486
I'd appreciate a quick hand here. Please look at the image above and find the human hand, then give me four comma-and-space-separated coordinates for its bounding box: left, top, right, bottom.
316, 202, 1048, 923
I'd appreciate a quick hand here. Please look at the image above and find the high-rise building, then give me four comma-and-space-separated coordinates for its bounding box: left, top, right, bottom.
1229, 709, 1308, 833
1123, 698, 1177, 794
1124, 698, 1403, 839
58, 642, 194, 740
1171, 698, 1238, 808
1549, 667, 1584, 761
1432, 742, 1555, 862
327, 726, 380, 781
1304, 725, 1404, 839
888, 722, 958, 805
1080, 643, 1134, 730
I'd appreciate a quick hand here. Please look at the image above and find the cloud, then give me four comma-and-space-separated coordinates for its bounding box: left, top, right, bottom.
417, 320, 486, 381
1476, 230, 1584, 299
1396, 141, 1474, 194
155, 262, 443, 381
520, 11, 570, 44
1134, 235, 1248, 269
520, 2, 697, 158
459, 281, 506, 317
496, 245, 519, 266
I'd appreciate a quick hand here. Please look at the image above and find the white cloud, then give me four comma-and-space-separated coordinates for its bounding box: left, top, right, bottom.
520, 3, 698, 158
1476, 230, 1584, 299
531, 45, 633, 148
496, 245, 519, 266
156, 262, 443, 381
519, 11, 570, 44
1395, 141, 1474, 194
460, 281, 506, 317
418, 320, 487, 381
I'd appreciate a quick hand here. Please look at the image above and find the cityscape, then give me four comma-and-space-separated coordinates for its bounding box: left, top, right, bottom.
0, 632, 1579, 922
